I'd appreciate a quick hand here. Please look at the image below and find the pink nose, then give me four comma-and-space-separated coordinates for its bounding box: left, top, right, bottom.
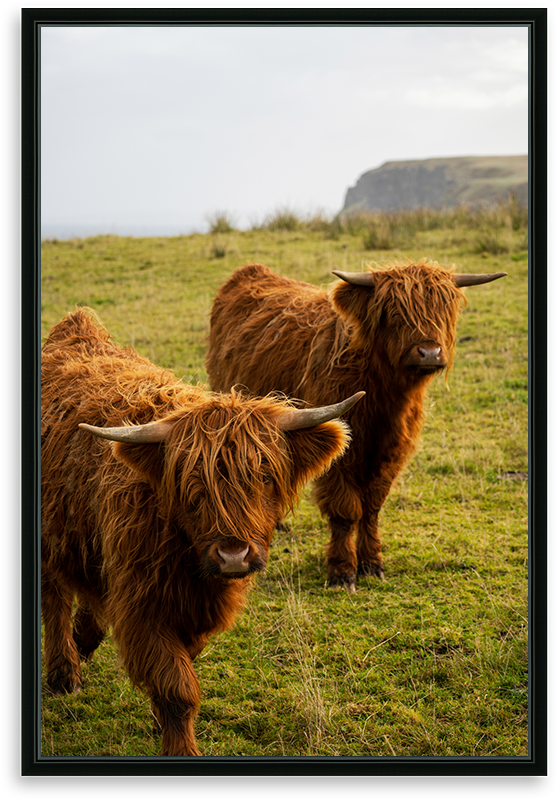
217, 545, 250, 573
406, 344, 446, 369
417, 346, 442, 364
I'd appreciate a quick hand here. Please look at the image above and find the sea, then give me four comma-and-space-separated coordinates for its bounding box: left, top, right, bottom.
41, 222, 201, 240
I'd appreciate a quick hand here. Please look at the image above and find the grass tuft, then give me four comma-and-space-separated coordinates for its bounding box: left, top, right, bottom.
206, 211, 236, 234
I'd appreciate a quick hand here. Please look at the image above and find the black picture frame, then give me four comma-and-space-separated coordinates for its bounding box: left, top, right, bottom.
22, 6, 547, 777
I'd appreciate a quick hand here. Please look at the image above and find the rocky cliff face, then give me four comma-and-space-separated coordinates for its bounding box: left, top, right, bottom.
342, 155, 528, 212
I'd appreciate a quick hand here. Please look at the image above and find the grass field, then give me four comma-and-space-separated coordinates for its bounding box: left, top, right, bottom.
40, 203, 529, 758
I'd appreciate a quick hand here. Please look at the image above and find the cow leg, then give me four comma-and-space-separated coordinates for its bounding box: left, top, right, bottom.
117, 626, 202, 757
41, 574, 82, 694
151, 690, 201, 757
356, 492, 385, 579
356, 472, 399, 579
326, 517, 358, 591
73, 603, 106, 661
313, 471, 362, 592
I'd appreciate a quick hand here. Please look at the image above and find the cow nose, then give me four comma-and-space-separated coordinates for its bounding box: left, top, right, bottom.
217, 545, 250, 573
417, 346, 442, 362
417, 347, 442, 358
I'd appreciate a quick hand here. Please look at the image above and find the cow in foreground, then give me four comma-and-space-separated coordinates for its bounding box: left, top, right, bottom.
41, 309, 363, 756
207, 260, 506, 591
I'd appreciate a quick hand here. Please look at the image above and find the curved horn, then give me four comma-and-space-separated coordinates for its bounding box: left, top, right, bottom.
332, 270, 375, 287
276, 391, 366, 431
451, 272, 507, 287
79, 393, 367, 441
78, 419, 174, 444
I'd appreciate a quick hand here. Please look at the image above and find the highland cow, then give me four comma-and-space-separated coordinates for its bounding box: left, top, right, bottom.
207, 261, 506, 591
41, 308, 363, 756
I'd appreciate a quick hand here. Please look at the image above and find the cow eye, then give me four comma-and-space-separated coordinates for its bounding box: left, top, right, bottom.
262, 473, 272, 485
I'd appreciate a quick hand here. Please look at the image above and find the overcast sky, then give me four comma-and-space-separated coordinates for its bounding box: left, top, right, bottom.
40, 24, 529, 235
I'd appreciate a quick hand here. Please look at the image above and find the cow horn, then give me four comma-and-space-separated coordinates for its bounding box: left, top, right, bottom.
79, 392, 367, 440
332, 270, 375, 287
78, 419, 174, 443
334, 269, 508, 288
276, 391, 366, 431
451, 272, 507, 287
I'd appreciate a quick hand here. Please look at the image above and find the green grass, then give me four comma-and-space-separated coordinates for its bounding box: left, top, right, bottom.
40, 206, 528, 758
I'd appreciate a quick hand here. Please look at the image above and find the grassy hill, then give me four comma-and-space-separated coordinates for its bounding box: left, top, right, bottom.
343, 155, 528, 213
40, 204, 528, 758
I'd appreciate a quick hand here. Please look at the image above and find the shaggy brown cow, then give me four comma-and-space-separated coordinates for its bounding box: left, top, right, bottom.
41, 309, 363, 756
207, 260, 506, 591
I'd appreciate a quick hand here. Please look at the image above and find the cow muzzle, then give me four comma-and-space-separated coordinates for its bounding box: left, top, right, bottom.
217, 545, 251, 574
405, 343, 447, 371
205, 540, 267, 578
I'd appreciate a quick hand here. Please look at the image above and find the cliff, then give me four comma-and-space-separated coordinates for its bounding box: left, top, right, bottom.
342, 155, 528, 213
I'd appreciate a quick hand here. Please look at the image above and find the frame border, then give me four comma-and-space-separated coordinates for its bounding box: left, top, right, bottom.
21, 6, 547, 777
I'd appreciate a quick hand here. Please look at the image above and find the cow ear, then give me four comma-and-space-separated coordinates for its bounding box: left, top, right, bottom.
285, 419, 351, 488
112, 442, 164, 487
330, 279, 375, 344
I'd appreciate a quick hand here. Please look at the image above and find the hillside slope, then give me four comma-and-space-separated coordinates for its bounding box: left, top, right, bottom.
343, 155, 528, 212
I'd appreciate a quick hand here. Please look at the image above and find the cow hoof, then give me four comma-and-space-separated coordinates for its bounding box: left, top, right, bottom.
327, 574, 356, 593
358, 562, 385, 580
49, 679, 82, 695
47, 667, 81, 694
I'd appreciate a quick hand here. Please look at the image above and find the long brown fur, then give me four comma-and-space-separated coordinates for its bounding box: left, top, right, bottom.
207, 261, 467, 589
41, 308, 350, 756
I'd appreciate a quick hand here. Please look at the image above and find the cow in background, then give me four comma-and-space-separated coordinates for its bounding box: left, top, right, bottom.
207, 260, 506, 591
41, 308, 363, 755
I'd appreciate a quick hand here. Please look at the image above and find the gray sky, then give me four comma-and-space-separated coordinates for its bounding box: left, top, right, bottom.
41, 24, 528, 235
